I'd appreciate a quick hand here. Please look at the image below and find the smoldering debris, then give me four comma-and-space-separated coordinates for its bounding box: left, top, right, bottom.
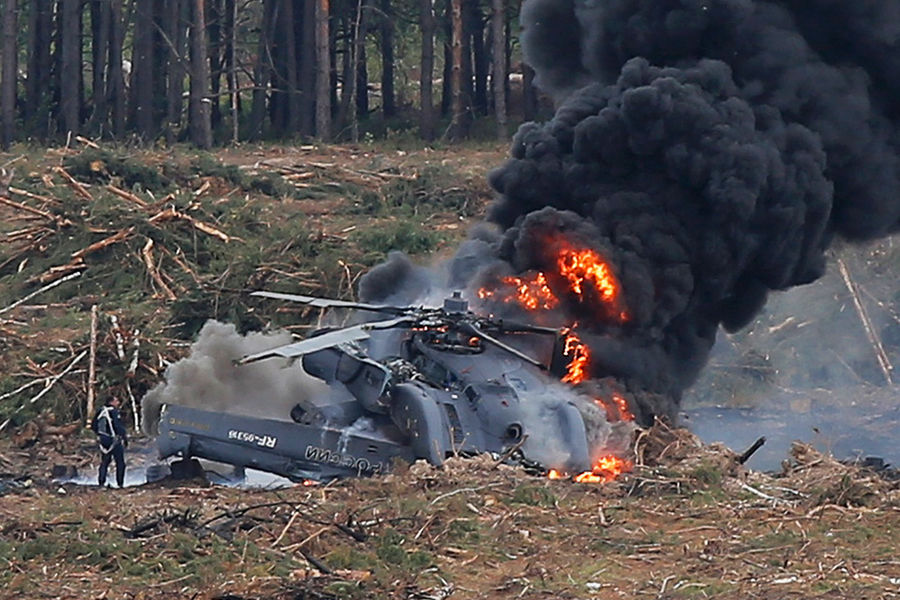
141, 320, 325, 434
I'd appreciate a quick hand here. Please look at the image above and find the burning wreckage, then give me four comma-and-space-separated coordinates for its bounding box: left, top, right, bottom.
147, 0, 900, 484
149, 246, 637, 484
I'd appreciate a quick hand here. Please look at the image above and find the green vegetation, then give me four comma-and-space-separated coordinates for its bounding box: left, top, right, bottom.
507, 484, 558, 508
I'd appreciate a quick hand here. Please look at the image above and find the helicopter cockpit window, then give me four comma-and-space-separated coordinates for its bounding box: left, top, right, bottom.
412, 355, 459, 389
506, 376, 528, 392
465, 382, 512, 403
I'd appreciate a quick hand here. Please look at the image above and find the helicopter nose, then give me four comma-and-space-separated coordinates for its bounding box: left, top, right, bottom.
517, 401, 591, 472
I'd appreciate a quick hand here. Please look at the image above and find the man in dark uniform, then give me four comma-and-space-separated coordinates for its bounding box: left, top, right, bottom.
91, 396, 128, 487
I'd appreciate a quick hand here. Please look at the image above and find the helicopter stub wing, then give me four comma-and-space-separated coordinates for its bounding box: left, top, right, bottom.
251, 291, 410, 314
236, 316, 415, 365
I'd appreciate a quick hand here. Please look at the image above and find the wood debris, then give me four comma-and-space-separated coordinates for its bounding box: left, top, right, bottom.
0, 271, 83, 316
53, 166, 93, 201
0, 194, 72, 227
148, 206, 232, 242
71, 227, 135, 260
29, 261, 86, 284
11, 412, 82, 449
8, 186, 61, 206
86, 304, 98, 426
142, 238, 177, 301
106, 184, 150, 209
0, 350, 87, 432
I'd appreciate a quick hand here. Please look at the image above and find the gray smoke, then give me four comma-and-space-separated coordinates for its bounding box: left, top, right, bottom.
141, 320, 325, 434
362, 0, 900, 426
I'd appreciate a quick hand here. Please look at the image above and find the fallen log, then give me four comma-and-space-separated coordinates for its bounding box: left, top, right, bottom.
106, 184, 149, 209
738, 436, 767, 465
31, 261, 86, 284
75, 135, 100, 149
0, 195, 72, 227
148, 206, 232, 242
141, 238, 177, 300
53, 166, 93, 201
71, 227, 135, 260
0, 271, 82, 315
0, 378, 48, 402
8, 186, 61, 206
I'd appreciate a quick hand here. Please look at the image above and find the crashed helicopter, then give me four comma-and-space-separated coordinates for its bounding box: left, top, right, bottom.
156, 290, 631, 482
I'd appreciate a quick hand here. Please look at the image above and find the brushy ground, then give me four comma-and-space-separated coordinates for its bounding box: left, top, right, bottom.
0, 424, 897, 600
1, 142, 898, 600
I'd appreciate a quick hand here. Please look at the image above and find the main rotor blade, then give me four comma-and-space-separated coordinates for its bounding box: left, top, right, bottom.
251, 291, 409, 314
237, 316, 415, 365
459, 322, 548, 371
489, 319, 561, 336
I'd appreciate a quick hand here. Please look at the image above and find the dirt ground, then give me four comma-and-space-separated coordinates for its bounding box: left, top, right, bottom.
0, 423, 897, 600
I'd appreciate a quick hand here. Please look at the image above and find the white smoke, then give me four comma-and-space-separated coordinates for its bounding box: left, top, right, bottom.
141, 320, 326, 434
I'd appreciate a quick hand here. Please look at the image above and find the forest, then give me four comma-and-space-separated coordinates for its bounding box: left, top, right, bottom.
0, 0, 533, 150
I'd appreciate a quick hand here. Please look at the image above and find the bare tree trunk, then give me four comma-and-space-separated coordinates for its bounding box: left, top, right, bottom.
164, 0, 187, 143
315, 0, 331, 140
0, 0, 16, 149
226, 0, 238, 143
25, 0, 52, 136
356, 17, 368, 120
108, 0, 126, 137
60, 0, 81, 135
379, 0, 394, 118
336, 13, 350, 133
449, 0, 465, 140
207, 0, 222, 131
440, 1, 451, 116
347, 0, 365, 142
85, 304, 98, 427
190, 0, 213, 147
132, 0, 155, 138
491, 0, 506, 139
299, 0, 315, 135
88, 0, 110, 135
283, 0, 300, 133
151, 1, 168, 131
468, 0, 487, 116
418, 0, 434, 140
248, 0, 274, 139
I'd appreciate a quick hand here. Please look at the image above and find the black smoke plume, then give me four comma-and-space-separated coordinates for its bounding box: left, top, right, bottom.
362, 0, 900, 425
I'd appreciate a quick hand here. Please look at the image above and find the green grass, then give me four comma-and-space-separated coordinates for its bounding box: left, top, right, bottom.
507, 484, 558, 508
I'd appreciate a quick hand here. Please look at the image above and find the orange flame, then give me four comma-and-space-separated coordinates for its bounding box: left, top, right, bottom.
593, 393, 635, 422
573, 455, 632, 483
546, 455, 633, 483
477, 243, 626, 321
478, 272, 558, 311
612, 392, 634, 422
558, 248, 619, 302
561, 329, 590, 384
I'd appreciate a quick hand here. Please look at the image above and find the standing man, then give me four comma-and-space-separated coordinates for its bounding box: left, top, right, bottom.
91, 396, 128, 488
